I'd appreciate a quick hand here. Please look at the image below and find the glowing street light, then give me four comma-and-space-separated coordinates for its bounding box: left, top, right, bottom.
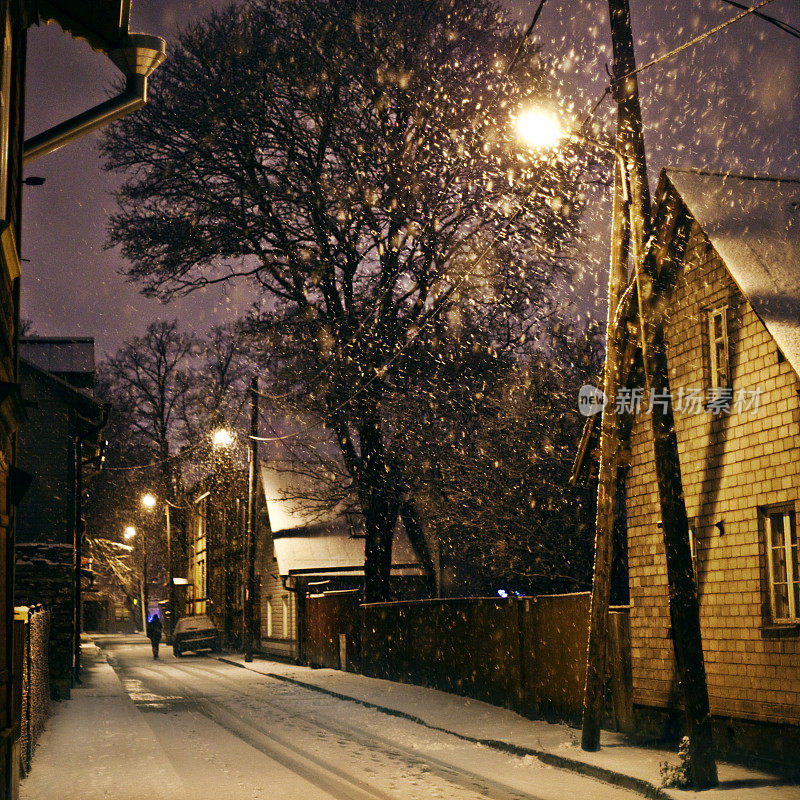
123, 526, 137, 540
141, 492, 157, 510
211, 427, 234, 448
514, 106, 564, 150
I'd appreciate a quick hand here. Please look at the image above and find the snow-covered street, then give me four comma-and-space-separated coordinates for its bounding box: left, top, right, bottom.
21, 635, 645, 800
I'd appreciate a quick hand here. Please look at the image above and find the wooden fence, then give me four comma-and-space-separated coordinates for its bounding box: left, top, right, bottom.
306, 591, 631, 725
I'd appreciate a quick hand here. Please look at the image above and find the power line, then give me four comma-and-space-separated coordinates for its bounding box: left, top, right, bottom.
629, 0, 779, 79
717, 0, 800, 40
580, 0, 781, 133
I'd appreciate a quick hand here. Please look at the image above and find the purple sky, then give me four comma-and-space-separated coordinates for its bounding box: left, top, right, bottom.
20, 0, 800, 357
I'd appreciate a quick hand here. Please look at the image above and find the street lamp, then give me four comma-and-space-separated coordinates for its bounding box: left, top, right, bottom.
211, 427, 235, 449
123, 525, 147, 632
139, 493, 158, 630
514, 106, 564, 150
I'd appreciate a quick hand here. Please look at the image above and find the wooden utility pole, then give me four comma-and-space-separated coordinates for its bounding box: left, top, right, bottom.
74, 438, 84, 679
165, 503, 174, 643
581, 114, 630, 750
591, 0, 717, 787
243, 377, 259, 662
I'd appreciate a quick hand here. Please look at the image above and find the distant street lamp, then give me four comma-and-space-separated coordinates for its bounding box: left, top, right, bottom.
123, 525, 147, 631
139, 493, 158, 629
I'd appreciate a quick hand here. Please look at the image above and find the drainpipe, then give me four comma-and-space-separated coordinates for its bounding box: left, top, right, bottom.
23, 33, 166, 164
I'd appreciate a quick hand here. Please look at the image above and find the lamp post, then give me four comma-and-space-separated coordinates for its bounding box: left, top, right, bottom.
517, 113, 635, 751
124, 525, 146, 632
211, 426, 236, 648
140, 493, 156, 627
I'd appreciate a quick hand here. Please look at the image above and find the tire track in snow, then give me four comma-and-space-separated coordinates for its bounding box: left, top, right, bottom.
112, 654, 406, 800
168, 658, 555, 800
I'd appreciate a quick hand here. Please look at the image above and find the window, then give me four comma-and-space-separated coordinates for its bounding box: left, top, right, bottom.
707, 306, 729, 390
192, 496, 208, 615
764, 509, 799, 622
266, 599, 273, 637
282, 597, 289, 639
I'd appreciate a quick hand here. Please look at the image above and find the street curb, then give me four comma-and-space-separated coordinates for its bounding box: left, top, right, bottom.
211, 655, 671, 800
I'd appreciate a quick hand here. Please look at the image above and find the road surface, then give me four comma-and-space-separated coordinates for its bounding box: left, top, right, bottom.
48, 635, 646, 800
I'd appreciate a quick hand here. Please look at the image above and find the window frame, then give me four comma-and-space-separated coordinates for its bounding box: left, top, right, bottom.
762, 505, 800, 625
707, 305, 730, 391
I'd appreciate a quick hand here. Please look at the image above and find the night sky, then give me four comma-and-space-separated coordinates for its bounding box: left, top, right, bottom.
20, 0, 800, 357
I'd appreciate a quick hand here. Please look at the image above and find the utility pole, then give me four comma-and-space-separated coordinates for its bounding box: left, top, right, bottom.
581, 111, 630, 750
243, 377, 258, 662
165, 503, 174, 643
141, 529, 148, 632
73, 438, 84, 680
586, 0, 718, 787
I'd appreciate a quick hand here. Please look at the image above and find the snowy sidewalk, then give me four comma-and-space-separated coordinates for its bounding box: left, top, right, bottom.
21, 637, 183, 800
213, 652, 798, 800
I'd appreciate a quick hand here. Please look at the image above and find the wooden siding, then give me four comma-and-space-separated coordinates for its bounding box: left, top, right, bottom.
627, 219, 800, 726
257, 527, 298, 659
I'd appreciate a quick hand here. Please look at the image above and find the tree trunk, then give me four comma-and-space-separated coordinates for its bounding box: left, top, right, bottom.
358, 409, 400, 604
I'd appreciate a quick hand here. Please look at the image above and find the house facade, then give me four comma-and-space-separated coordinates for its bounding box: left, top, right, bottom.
185, 471, 248, 647
15, 341, 106, 700
258, 463, 430, 662
624, 169, 800, 767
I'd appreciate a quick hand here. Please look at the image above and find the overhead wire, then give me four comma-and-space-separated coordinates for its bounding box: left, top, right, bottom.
628, 0, 778, 79
579, 0, 781, 132
717, 0, 800, 40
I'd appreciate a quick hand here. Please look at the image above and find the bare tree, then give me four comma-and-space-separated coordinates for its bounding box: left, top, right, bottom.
98, 320, 199, 502
103, 0, 592, 600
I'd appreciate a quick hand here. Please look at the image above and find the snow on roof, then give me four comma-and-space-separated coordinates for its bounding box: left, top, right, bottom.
272, 529, 424, 578
665, 168, 800, 374
260, 462, 425, 577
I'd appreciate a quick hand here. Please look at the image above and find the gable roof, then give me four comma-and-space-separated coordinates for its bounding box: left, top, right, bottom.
570, 167, 800, 486
20, 358, 105, 424
663, 168, 800, 375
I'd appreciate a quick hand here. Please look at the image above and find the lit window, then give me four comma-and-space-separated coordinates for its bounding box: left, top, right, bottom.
266, 599, 273, 637
765, 509, 799, 622
708, 306, 729, 390
282, 597, 289, 639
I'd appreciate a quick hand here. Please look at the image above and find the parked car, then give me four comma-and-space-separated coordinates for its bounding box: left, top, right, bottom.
172, 615, 221, 656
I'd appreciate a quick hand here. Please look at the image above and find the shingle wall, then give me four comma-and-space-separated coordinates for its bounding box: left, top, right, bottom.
627, 218, 800, 726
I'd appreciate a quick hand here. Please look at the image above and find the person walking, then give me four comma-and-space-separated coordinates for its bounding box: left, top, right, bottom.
146, 613, 163, 659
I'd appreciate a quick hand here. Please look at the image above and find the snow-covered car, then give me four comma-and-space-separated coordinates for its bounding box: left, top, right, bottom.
172, 615, 220, 656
